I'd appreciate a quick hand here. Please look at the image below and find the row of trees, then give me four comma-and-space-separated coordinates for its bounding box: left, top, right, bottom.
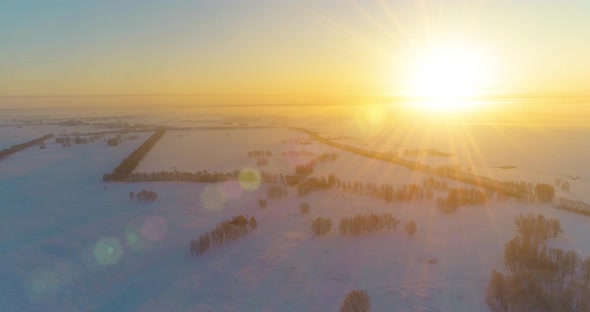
247, 150, 272, 158
290, 127, 561, 205
282, 150, 316, 157
129, 190, 158, 201
0, 134, 53, 160
339, 213, 400, 236
190, 215, 257, 256
487, 214, 590, 311
437, 188, 488, 213
103, 129, 166, 181
556, 197, 590, 216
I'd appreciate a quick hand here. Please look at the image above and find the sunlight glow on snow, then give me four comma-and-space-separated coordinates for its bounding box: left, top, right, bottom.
140, 215, 168, 241
200, 184, 228, 210
222, 180, 243, 199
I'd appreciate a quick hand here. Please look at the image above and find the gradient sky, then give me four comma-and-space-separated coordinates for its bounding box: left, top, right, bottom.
1, 0, 589, 105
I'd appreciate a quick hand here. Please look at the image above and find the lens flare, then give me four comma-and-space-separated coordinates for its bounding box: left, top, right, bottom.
239, 168, 261, 191
93, 237, 124, 266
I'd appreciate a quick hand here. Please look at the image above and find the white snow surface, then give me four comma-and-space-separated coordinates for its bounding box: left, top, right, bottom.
1, 124, 590, 311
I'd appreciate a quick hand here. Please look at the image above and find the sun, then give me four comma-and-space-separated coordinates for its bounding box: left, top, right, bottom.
404, 41, 492, 111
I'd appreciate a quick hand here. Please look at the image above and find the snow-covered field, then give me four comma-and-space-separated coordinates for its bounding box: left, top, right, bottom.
136, 128, 319, 174
2, 117, 590, 311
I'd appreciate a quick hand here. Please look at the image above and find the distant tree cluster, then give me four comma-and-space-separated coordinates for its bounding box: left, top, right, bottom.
282, 150, 316, 157
405, 221, 417, 234
295, 174, 426, 204
107, 137, 119, 146
103, 129, 166, 181
190, 215, 257, 256
311, 217, 332, 236
280, 137, 312, 145
256, 158, 269, 166
135, 190, 158, 201
340, 290, 371, 312
316, 152, 338, 162
0, 134, 53, 160
437, 188, 488, 213
404, 148, 453, 157
339, 213, 400, 236
555, 178, 571, 191
422, 177, 449, 191
127, 170, 240, 183
258, 199, 267, 208
299, 202, 310, 215
555, 197, 590, 216
486, 214, 590, 312
295, 159, 317, 175
55, 133, 106, 147
267, 186, 288, 199
247, 150, 272, 158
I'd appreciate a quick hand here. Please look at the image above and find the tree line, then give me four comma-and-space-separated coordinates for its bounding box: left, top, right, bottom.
247, 150, 272, 158
190, 215, 257, 256
103, 129, 166, 181
289, 127, 559, 204
129, 190, 158, 201
0, 134, 53, 160
555, 197, 590, 216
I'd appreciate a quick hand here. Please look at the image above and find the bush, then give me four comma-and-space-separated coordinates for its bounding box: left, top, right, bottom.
405, 221, 417, 234
340, 290, 370, 312
311, 217, 332, 236
535, 183, 555, 203
299, 202, 310, 215
258, 199, 267, 208
136, 190, 157, 201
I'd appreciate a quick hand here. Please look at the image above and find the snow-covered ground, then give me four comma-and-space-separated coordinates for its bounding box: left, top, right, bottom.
135, 128, 317, 174
2, 117, 590, 311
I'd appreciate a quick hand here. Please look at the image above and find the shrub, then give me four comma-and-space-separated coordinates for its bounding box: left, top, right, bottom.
299, 202, 310, 215
405, 221, 417, 234
249, 216, 257, 229
311, 217, 332, 236
340, 290, 370, 312
534, 183, 555, 203
136, 190, 157, 201
258, 199, 267, 208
